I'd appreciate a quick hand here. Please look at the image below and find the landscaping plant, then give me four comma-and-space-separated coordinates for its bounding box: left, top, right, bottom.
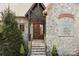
0, 7, 26, 56
51, 44, 58, 56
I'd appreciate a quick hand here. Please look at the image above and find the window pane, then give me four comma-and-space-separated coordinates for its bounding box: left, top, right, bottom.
20, 24, 24, 31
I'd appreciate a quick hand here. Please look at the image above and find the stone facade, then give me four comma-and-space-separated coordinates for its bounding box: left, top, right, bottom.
16, 17, 28, 42
46, 3, 79, 56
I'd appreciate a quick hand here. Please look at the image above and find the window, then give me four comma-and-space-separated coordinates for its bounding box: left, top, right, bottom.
58, 13, 74, 37
19, 24, 24, 32
62, 18, 73, 36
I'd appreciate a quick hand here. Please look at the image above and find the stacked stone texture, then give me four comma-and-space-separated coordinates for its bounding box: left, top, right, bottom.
46, 4, 79, 56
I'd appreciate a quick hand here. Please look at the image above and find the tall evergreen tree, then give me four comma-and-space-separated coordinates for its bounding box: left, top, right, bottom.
0, 20, 5, 55
1, 7, 26, 56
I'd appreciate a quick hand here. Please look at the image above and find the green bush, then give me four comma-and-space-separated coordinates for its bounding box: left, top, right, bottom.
0, 22, 4, 55
0, 22, 4, 32
0, 33, 2, 38
51, 45, 58, 56
19, 44, 25, 55
0, 7, 26, 56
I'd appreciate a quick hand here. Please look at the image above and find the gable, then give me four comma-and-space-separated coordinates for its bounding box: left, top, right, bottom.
31, 4, 45, 19
25, 3, 46, 20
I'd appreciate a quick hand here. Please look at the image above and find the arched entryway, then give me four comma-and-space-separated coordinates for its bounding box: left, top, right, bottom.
25, 3, 46, 55
25, 3, 46, 40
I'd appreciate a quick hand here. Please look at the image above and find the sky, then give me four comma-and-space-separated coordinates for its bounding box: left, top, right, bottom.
0, 3, 48, 17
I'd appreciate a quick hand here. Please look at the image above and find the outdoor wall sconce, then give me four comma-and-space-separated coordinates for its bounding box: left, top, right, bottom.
43, 9, 47, 16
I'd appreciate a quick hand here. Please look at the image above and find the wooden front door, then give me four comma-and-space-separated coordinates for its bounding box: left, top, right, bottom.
33, 21, 44, 39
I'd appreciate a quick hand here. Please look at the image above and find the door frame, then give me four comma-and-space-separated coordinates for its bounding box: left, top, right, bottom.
30, 20, 44, 40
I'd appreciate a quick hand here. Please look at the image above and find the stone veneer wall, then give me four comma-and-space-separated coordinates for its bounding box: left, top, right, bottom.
46, 4, 79, 56
16, 18, 28, 42
23, 19, 28, 42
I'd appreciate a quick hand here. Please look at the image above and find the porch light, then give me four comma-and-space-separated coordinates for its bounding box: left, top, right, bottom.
43, 9, 47, 16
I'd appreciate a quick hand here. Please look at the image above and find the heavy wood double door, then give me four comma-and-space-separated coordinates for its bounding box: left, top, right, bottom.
32, 20, 44, 39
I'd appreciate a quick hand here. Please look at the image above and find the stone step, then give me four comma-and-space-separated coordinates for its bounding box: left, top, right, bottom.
32, 42, 45, 44
32, 41, 44, 43
31, 55, 46, 56
31, 54, 45, 55
32, 45, 45, 47
32, 47, 45, 50
31, 52, 46, 55
32, 48, 45, 52
32, 42, 44, 44
31, 40, 46, 56
32, 46, 45, 49
32, 41, 44, 42
31, 54, 46, 56
32, 50, 45, 52
32, 44, 45, 47
32, 42, 45, 45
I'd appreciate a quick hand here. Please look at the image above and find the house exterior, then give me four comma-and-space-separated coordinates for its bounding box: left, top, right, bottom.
25, 3, 46, 40
0, 3, 46, 42
0, 3, 79, 56
24, 3, 46, 55
44, 3, 79, 56
0, 3, 46, 56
